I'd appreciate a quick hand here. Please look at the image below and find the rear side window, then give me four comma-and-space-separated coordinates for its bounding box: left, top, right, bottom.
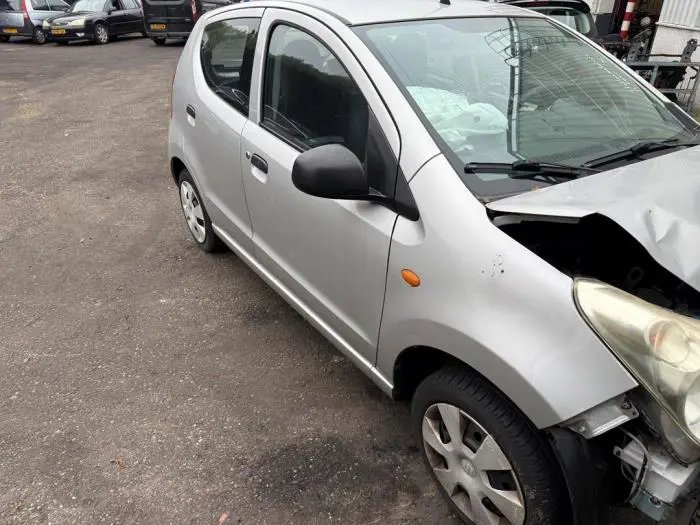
200, 17, 260, 116
31, 0, 49, 9
262, 24, 369, 161
0, 0, 20, 9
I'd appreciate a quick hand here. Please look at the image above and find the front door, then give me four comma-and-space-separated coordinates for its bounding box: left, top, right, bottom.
241, 9, 401, 366
184, 9, 263, 253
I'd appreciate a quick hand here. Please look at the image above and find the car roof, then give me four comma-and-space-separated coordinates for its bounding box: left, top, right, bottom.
237, 0, 543, 26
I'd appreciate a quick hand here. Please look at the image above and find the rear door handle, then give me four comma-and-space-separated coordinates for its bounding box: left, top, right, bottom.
250, 154, 268, 174
186, 104, 196, 119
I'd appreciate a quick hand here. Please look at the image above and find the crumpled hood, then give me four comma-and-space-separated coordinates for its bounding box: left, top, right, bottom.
486, 146, 700, 292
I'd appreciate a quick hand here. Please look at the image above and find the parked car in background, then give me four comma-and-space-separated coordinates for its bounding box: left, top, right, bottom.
0, 0, 69, 44
44, 0, 144, 44
170, 1, 700, 524
143, 0, 236, 45
497, 0, 597, 39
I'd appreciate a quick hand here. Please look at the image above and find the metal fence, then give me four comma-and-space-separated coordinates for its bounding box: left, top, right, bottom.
600, 38, 700, 112
626, 60, 700, 111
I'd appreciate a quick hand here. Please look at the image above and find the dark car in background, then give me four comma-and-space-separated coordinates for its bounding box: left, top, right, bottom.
0, 0, 69, 44
44, 0, 144, 44
142, 0, 236, 45
497, 0, 597, 39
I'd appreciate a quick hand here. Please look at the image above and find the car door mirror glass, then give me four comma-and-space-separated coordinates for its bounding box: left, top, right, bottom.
292, 144, 369, 200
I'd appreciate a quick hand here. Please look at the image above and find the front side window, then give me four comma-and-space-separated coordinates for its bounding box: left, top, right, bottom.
262, 24, 369, 162
355, 17, 697, 199
201, 18, 260, 115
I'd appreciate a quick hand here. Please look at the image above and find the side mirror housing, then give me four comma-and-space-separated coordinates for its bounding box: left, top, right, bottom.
292, 144, 369, 200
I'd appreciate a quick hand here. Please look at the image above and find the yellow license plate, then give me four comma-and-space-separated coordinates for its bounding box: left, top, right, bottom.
150, 24, 166, 30
3, 28, 18, 34
51, 29, 66, 35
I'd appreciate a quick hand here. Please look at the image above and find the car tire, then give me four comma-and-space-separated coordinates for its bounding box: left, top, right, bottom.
0, 35, 10, 42
32, 26, 46, 44
151, 36, 165, 45
141, 30, 146, 37
412, 366, 569, 525
93, 22, 108, 44
177, 169, 225, 253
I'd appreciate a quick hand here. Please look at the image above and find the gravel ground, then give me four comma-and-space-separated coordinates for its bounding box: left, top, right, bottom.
0, 36, 648, 525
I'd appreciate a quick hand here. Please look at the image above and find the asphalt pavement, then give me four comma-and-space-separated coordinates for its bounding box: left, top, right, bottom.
0, 36, 646, 525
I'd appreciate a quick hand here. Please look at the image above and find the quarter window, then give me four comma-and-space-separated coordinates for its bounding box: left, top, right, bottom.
201, 18, 260, 116
262, 24, 369, 162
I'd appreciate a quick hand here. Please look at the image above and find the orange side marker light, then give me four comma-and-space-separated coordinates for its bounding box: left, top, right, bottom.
401, 269, 421, 288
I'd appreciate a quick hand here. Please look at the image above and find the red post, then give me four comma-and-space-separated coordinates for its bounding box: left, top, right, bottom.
620, 0, 637, 40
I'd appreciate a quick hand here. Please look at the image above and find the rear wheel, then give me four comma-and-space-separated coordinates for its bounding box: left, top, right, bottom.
0, 35, 10, 42
151, 36, 166, 45
93, 23, 108, 44
178, 170, 225, 253
32, 26, 46, 44
412, 366, 569, 525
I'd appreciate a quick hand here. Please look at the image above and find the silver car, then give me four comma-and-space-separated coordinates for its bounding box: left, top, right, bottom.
169, 1, 700, 523
0, 0, 69, 43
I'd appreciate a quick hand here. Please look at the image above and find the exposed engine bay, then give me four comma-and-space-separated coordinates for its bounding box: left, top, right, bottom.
494, 213, 700, 319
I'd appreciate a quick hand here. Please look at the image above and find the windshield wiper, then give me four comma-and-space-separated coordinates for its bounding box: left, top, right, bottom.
583, 138, 700, 168
465, 160, 598, 181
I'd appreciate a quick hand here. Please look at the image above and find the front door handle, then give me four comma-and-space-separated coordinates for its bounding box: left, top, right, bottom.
250, 154, 268, 174
186, 104, 196, 119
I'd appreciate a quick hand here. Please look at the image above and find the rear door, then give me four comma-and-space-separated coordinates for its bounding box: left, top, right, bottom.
0, 0, 25, 33
29, 0, 53, 25
183, 8, 263, 252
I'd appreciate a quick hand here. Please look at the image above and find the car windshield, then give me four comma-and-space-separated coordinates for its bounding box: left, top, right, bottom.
70, 0, 105, 11
354, 17, 697, 199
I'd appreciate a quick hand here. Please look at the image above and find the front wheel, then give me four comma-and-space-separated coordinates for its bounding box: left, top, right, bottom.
412, 367, 569, 525
93, 23, 108, 44
32, 26, 46, 44
151, 36, 166, 45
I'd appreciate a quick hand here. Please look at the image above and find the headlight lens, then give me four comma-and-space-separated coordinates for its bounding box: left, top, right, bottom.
42, 20, 49, 28
575, 278, 700, 444
68, 18, 85, 27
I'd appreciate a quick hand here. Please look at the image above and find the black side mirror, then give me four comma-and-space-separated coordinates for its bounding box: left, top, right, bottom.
292, 144, 369, 200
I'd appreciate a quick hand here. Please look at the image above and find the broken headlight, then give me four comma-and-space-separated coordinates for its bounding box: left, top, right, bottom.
575, 278, 700, 444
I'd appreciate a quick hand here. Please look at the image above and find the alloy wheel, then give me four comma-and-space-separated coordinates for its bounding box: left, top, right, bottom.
95, 24, 108, 44
422, 403, 525, 525
180, 181, 206, 243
